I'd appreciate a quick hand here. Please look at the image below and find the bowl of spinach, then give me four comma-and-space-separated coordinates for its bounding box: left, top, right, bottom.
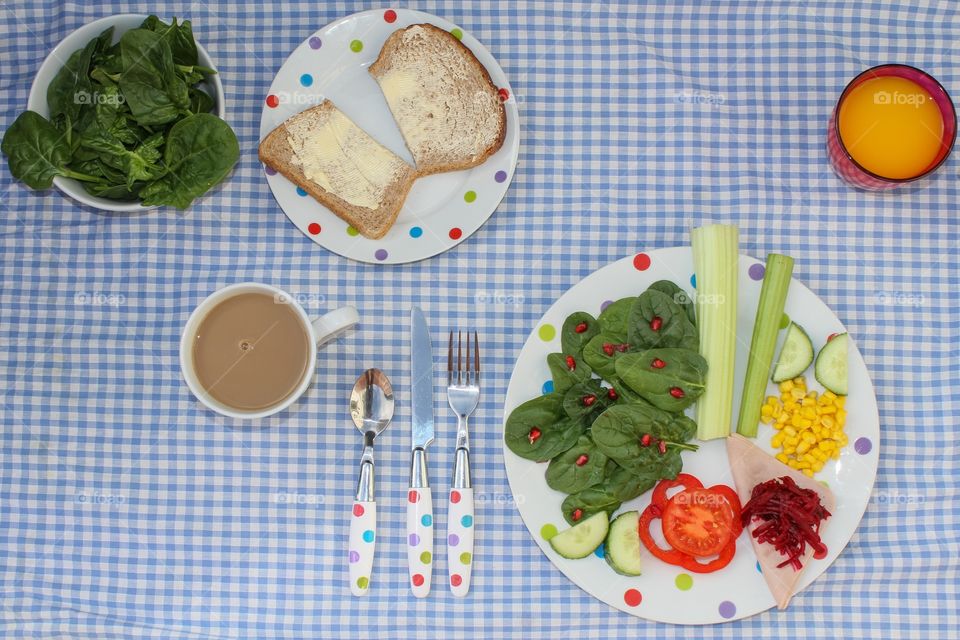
1, 14, 238, 212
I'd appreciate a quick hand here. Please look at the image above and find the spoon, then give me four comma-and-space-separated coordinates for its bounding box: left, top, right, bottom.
347, 368, 394, 596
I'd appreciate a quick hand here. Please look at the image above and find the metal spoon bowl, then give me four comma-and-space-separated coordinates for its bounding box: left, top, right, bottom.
350, 368, 394, 438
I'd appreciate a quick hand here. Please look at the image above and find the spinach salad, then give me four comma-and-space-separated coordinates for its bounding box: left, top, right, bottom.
1, 16, 239, 208
505, 280, 706, 525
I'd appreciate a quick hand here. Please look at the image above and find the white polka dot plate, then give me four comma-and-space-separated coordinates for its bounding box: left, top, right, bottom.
502, 247, 880, 624
259, 9, 519, 264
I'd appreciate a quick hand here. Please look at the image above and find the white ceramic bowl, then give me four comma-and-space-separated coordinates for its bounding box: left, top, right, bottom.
26, 14, 226, 212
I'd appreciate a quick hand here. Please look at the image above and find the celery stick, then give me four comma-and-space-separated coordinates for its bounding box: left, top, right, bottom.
691, 224, 739, 440
736, 254, 794, 437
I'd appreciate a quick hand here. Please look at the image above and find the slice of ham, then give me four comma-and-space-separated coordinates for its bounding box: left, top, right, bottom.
726, 433, 836, 609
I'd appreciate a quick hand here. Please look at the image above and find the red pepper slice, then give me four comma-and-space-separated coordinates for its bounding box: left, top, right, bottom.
651, 473, 703, 510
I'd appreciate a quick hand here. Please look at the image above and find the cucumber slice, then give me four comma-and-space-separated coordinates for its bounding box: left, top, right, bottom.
771, 322, 814, 382
549, 511, 609, 559
815, 333, 848, 395
604, 511, 642, 576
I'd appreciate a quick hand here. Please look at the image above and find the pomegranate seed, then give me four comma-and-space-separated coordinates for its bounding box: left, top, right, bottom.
565, 355, 576, 371
582, 395, 597, 407
657, 440, 667, 454
571, 508, 583, 521
602, 343, 615, 356
575, 454, 589, 466
669, 387, 685, 398
616, 343, 631, 353
574, 322, 588, 333
651, 358, 666, 369
827, 333, 838, 342
607, 388, 618, 400
528, 427, 542, 445
650, 316, 663, 331
640, 434, 652, 447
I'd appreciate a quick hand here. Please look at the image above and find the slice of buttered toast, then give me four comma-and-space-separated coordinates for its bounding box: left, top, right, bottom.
259, 101, 416, 239
369, 23, 507, 176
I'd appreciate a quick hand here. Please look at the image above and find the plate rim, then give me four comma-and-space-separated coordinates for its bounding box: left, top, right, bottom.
500, 246, 881, 625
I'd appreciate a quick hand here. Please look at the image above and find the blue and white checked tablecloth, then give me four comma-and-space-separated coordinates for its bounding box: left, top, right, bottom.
1, 1, 957, 638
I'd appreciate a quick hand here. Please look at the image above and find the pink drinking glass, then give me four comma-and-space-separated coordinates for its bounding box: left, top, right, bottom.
827, 64, 957, 190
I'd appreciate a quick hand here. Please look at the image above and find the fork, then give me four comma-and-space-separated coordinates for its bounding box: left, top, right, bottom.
446, 330, 480, 597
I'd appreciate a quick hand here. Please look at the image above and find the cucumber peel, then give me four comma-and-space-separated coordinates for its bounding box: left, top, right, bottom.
815, 333, 848, 395
549, 511, 609, 559
771, 322, 814, 383
604, 510, 642, 576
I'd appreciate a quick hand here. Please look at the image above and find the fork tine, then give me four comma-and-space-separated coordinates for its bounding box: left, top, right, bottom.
465, 330, 472, 385
447, 331, 454, 385
457, 330, 463, 385
474, 332, 480, 384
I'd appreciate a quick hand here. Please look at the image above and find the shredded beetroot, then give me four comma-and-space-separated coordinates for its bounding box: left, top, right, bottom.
740, 476, 831, 571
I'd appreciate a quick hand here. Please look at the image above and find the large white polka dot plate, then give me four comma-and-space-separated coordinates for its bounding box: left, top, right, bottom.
259, 9, 519, 264
502, 247, 880, 624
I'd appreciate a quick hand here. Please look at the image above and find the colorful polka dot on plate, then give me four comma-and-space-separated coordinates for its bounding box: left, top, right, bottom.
675, 573, 693, 590
623, 589, 642, 607
718, 601, 737, 619
749, 263, 765, 281
450, 27, 463, 40
690, 273, 697, 288
855, 437, 872, 455
350, 39, 363, 52
346, 226, 359, 237
600, 299, 613, 312
307, 223, 321, 235
538, 324, 556, 341
495, 170, 507, 183
449, 227, 463, 240
383, 9, 397, 23
296, 187, 307, 197
633, 252, 651, 271
375, 249, 388, 261
780, 312, 790, 329
540, 523, 558, 540
542, 380, 554, 394
308, 36, 322, 49
266, 94, 279, 108
593, 543, 604, 559
299, 73, 313, 87
264, 165, 277, 176
409, 226, 423, 238
464, 190, 477, 203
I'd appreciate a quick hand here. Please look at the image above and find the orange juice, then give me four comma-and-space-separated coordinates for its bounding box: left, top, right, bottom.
837, 76, 944, 179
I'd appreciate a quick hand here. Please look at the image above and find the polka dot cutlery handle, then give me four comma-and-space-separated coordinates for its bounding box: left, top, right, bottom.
406, 487, 433, 597
348, 501, 376, 596
447, 487, 474, 597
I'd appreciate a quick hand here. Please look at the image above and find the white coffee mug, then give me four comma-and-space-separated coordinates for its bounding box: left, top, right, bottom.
180, 282, 359, 419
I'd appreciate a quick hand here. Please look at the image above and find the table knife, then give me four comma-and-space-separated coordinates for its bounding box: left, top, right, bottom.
408, 307, 435, 597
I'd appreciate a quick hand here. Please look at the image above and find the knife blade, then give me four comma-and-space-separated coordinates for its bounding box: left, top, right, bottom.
410, 307, 435, 449
407, 307, 434, 597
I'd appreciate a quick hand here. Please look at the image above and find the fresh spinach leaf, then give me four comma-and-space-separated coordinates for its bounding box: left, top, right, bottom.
561, 488, 621, 526
1, 111, 97, 189
545, 434, 609, 494
46, 35, 98, 126
560, 311, 600, 357
628, 289, 699, 351
561, 380, 612, 423
119, 28, 191, 126
141, 15, 199, 66
597, 296, 636, 342
603, 463, 658, 502
138, 113, 238, 208
648, 280, 696, 326
615, 348, 708, 412
504, 394, 582, 461
582, 333, 630, 381
188, 87, 214, 114
591, 404, 697, 477
546, 352, 592, 393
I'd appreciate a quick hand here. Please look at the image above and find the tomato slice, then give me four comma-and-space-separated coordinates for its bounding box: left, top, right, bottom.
661, 488, 737, 557
638, 503, 689, 566
678, 538, 737, 573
